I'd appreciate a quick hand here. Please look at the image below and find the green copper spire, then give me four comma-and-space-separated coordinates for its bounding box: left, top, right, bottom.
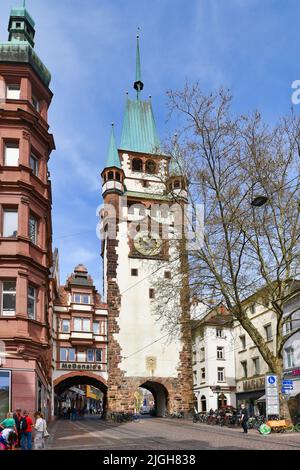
106, 124, 121, 168
134, 29, 144, 100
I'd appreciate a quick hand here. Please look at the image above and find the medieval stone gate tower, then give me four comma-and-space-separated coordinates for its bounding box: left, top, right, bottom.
101, 35, 194, 416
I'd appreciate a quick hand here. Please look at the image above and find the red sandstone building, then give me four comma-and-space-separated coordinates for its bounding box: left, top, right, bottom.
52, 265, 108, 416
0, 5, 55, 420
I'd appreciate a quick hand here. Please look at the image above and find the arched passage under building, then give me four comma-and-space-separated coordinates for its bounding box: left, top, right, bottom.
139, 381, 169, 417
53, 372, 107, 418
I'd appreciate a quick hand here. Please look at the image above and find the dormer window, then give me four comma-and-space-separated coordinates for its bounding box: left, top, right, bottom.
73, 293, 90, 304
132, 158, 143, 172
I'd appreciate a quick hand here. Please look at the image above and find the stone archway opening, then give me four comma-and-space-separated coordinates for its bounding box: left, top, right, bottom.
54, 373, 107, 419
139, 381, 169, 417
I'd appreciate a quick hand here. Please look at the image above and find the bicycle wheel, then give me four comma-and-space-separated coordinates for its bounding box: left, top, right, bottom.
285, 424, 294, 433
295, 423, 300, 433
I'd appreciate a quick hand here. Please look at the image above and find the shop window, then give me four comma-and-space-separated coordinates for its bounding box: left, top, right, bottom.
132, 158, 143, 172
1, 280, 16, 316
0, 371, 11, 418
201, 395, 207, 412
2, 209, 18, 238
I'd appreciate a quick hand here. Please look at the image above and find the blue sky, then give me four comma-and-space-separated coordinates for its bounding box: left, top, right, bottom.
0, 0, 299, 294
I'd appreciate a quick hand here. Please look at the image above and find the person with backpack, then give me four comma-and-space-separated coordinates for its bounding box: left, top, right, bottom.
20, 410, 33, 450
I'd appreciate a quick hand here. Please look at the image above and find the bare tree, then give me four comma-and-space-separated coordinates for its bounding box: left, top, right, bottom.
154, 84, 300, 418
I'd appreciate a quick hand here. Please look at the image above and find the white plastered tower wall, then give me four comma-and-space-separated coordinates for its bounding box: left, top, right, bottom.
115, 152, 182, 378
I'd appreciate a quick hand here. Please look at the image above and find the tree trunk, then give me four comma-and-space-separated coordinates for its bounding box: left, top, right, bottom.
273, 359, 291, 421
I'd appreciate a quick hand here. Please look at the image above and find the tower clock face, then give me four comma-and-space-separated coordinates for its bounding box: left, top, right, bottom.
134, 231, 162, 256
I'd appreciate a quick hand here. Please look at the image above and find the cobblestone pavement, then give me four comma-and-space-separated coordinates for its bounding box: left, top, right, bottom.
46, 416, 300, 450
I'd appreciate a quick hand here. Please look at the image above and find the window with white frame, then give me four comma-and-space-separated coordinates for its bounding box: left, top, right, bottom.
193, 370, 197, 384
241, 360, 248, 378
1, 280, 16, 316
285, 319, 293, 334
32, 94, 40, 112
217, 367, 225, 382
216, 328, 223, 338
6, 84, 20, 100
100, 320, 106, 335
30, 154, 39, 176
4, 143, 19, 166
74, 318, 90, 332
264, 324, 272, 341
60, 319, 70, 333
285, 347, 295, 368
27, 285, 36, 320
201, 367, 206, 382
29, 215, 38, 245
200, 347, 205, 362
253, 357, 260, 375
95, 349, 103, 363
192, 350, 197, 364
60, 348, 75, 362
2, 209, 18, 238
240, 335, 246, 350
217, 347, 224, 360
77, 351, 86, 362
73, 293, 90, 304
87, 349, 94, 362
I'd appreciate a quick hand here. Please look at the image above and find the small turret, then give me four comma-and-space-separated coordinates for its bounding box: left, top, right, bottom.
167, 138, 187, 201
8, 2, 35, 48
101, 124, 125, 197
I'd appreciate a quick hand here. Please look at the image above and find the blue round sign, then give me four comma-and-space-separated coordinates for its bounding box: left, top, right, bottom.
268, 376, 276, 384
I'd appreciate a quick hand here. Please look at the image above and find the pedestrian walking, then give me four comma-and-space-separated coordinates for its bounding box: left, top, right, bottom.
240, 404, 249, 434
33, 412, 47, 450
71, 407, 77, 421
13, 408, 22, 448
20, 410, 33, 450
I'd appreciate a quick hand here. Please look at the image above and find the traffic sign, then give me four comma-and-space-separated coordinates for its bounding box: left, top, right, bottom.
282, 380, 293, 385
265, 375, 279, 417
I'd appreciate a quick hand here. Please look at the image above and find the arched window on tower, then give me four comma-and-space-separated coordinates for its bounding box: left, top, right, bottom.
108, 171, 114, 180
115, 172, 121, 181
201, 395, 207, 412
146, 160, 156, 174
132, 158, 143, 172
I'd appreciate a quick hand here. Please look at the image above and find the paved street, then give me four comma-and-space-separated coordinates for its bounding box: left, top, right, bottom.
47, 416, 300, 450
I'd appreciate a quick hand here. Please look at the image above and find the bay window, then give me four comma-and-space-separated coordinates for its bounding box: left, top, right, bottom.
74, 318, 91, 332
60, 319, 70, 333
